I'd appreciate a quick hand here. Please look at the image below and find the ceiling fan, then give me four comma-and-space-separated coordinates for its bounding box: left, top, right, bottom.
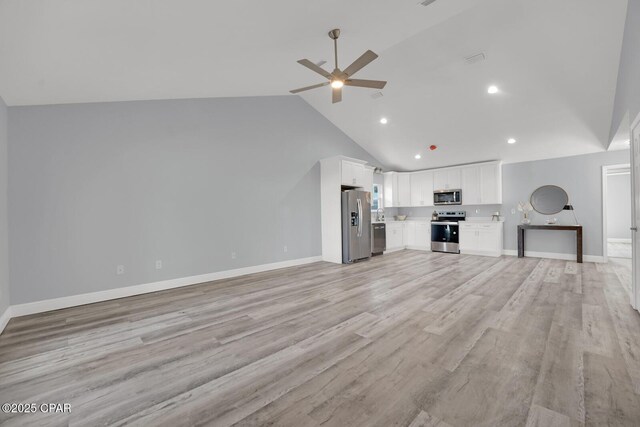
290, 29, 387, 103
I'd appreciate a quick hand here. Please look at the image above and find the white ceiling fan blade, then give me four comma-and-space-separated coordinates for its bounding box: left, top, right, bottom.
345, 79, 387, 89
290, 82, 329, 94
343, 50, 378, 77
297, 59, 332, 79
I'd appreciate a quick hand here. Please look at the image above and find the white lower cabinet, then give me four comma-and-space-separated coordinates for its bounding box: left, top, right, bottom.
385, 223, 405, 251
385, 221, 431, 252
406, 222, 431, 250
459, 222, 503, 257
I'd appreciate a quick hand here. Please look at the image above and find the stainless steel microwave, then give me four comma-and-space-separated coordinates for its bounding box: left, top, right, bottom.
433, 189, 462, 205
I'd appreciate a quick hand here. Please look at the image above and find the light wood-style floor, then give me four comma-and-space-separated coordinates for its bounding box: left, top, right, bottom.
2, 251, 640, 426
608, 241, 632, 259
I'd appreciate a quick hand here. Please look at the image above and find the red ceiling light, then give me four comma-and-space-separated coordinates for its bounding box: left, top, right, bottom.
429, 145, 438, 151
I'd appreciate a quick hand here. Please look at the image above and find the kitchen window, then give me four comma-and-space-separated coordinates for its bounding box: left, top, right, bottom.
371, 184, 382, 211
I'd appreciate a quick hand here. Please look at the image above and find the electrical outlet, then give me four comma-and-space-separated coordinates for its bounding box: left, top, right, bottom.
116, 265, 125, 275
155, 260, 162, 270
283, 246, 288, 253
511, 208, 516, 214
231, 252, 237, 259
475, 209, 479, 214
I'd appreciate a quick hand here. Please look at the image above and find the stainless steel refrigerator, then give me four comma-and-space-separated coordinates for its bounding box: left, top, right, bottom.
341, 190, 372, 263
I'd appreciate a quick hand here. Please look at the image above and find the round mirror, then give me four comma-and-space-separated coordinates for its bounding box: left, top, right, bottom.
530, 185, 568, 215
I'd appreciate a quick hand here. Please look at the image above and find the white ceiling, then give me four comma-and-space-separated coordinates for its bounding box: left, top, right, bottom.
0, 0, 629, 170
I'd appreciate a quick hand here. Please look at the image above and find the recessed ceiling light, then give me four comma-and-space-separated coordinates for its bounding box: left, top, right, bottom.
380, 118, 388, 124
331, 80, 344, 89
507, 138, 516, 144
415, 154, 422, 159
487, 85, 499, 94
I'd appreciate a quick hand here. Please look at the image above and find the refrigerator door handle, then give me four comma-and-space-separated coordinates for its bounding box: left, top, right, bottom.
357, 199, 362, 237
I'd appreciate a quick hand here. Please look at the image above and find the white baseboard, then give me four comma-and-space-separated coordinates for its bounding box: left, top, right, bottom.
383, 247, 406, 254
607, 238, 632, 244
0, 306, 11, 336
8, 256, 323, 320
502, 249, 604, 263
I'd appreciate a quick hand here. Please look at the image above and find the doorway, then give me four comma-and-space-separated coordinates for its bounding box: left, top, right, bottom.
603, 164, 632, 300
604, 165, 632, 259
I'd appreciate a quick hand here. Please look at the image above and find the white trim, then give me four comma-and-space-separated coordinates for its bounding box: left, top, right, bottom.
502, 249, 604, 263
608, 238, 632, 243
0, 306, 11, 336
461, 249, 501, 258
632, 112, 640, 311
383, 247, 406, 254
8, 256, 322, 319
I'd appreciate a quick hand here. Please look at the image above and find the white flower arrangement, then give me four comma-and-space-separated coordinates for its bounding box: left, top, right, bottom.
517, 202, 533, 224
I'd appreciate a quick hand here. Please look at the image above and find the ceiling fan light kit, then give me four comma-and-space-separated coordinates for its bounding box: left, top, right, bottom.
290, 29, 388, 103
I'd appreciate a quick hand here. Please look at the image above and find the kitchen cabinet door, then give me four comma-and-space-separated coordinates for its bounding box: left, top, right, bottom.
447, 168, 461, 189
434, 168, 461, 190
414, 222, 431, 249
480, 163, 502, 204
397, 173, 412, 207
362, 167, 374, 193
353, 162, 365, 187
461, 166, 481, 205
341, 160, 365, 187
383, 172, 398, 208
477, 224, 502, 254
459, 224, 478, 252
410, 171, 433, 207
405, 222, 416, 247
434, 170, 448, 190
341, 161, 354, 186
386, 224, 404, 250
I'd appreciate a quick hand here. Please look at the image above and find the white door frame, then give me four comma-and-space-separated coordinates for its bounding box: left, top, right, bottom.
602, 163, 631, 263
631, 111, 640, 310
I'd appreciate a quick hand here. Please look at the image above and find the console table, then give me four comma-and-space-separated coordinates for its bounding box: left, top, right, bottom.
517, 224, 583, 263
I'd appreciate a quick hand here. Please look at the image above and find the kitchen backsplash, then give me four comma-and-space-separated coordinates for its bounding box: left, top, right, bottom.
397, 205, 503, 218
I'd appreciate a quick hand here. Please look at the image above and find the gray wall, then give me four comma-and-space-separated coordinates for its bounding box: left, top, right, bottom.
610, 0, 640, 141
502, 150, 630, 257
9, 96, 382, 305
0, 97, 9, 315
606, 172, 632, 240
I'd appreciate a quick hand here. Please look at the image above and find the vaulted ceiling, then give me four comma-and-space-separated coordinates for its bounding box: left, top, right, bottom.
0, 0, 629, 170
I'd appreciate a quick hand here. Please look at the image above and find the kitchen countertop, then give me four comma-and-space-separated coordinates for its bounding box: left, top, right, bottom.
373, 217, 504, 224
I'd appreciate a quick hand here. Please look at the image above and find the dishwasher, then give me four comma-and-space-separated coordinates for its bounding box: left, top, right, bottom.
371, 223, 386, 256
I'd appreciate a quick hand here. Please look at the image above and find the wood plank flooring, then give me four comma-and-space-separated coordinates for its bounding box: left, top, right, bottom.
1, 251, 640, 426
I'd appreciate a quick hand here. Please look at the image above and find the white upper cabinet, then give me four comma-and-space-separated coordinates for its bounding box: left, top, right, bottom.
461, 166, 481, 205
410, 171, 434, 207
434, 168, 461, 190
383, 172, 398, 208
397, 173, 412, 207
479, 163, 502, 204
384, 161, 501, 208
460, 162, 502, 205
383, 171, 411, 207
341, 160, 366, 187
362, 166, 374, 193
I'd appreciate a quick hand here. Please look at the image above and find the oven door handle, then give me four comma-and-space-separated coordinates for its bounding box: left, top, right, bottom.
431, 221, 459, 225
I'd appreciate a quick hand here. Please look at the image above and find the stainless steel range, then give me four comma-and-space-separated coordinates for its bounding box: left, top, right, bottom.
431, 211, 466, 254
